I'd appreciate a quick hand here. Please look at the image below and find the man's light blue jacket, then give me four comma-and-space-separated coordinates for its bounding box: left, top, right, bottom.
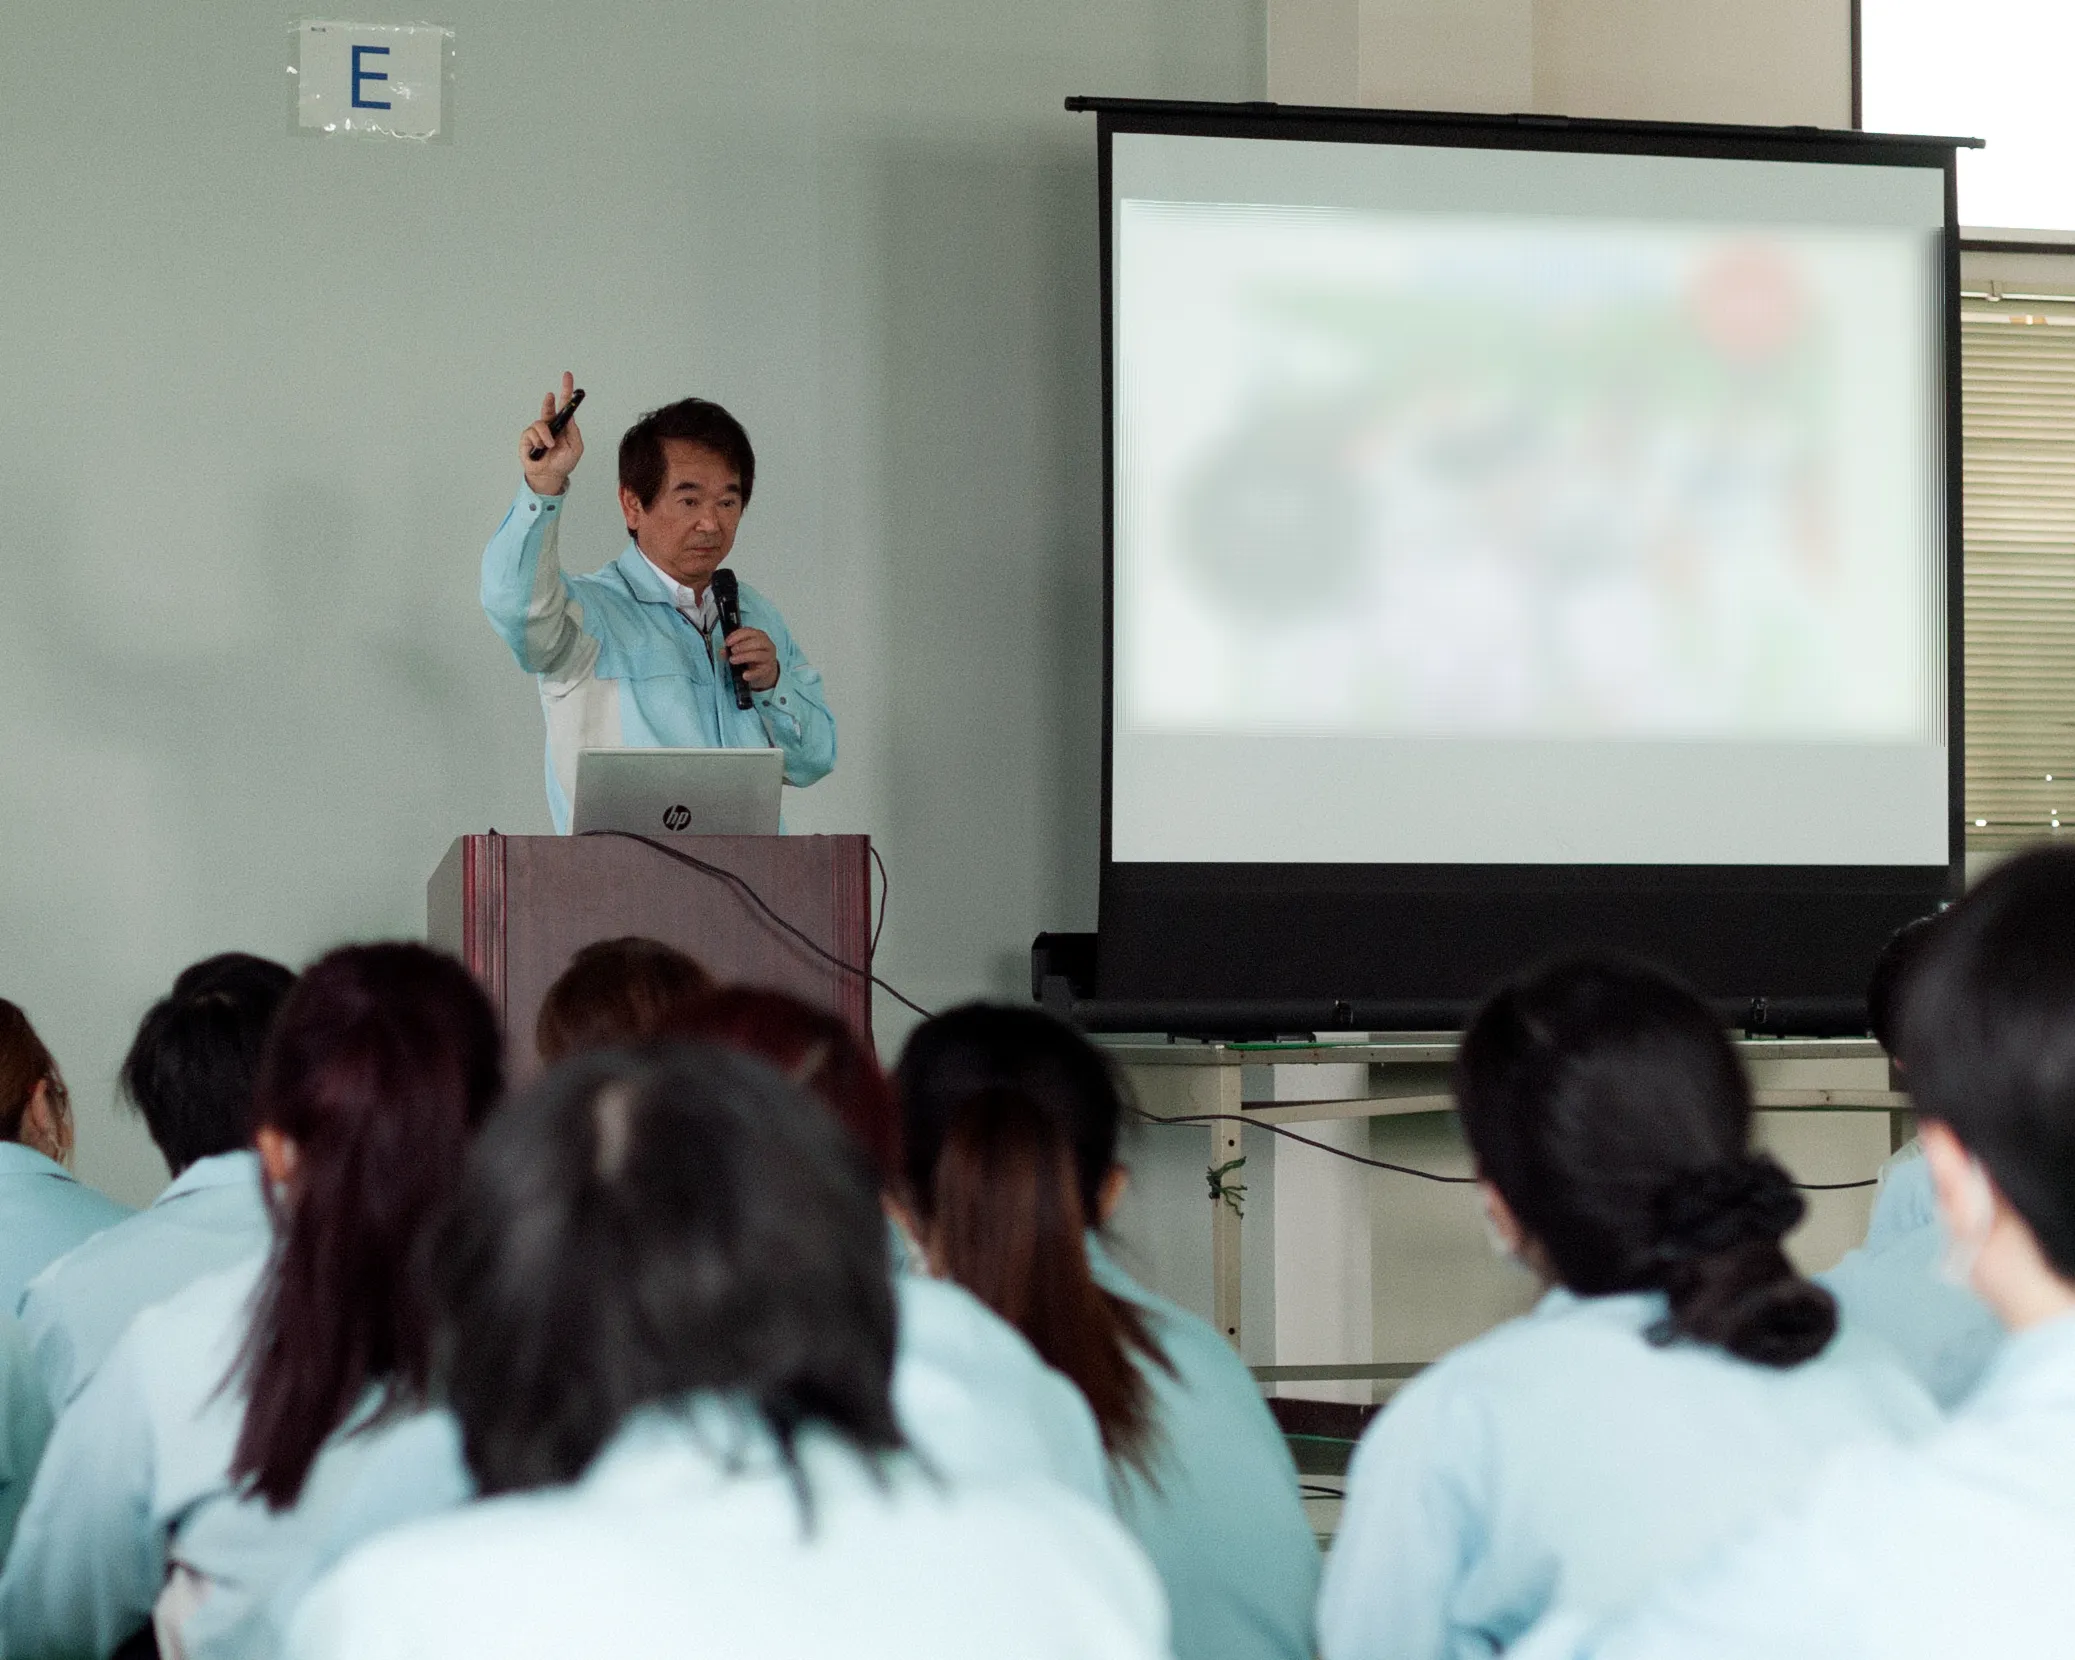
482, 483, 836, 831
18, 1150, 271, 1412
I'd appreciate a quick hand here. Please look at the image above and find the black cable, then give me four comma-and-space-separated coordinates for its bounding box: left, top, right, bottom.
1136, 1109, 1478, 1183
868, 840, 891, 962
584, 831, 935, 1019
1139, 1109, 1880, 1191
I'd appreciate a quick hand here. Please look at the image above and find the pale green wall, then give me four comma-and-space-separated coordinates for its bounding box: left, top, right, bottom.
0, 0, 1264, 1205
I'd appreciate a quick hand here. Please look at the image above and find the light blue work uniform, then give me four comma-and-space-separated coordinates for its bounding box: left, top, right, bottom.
482, 483, 836, 831
18, 1150, 270, 1411
0, 1314, 54, 1565
244, 1268, 1112, 1654
0, 1142, 132, 1316
285, 1404, 1170, 1660
1089, 1238, 1321, 1660
1316, 1287, 1939, 1660
0, 1255, 454, 1660
1512, 1310, 2075, 1660
1819, 1141, 2005, 1408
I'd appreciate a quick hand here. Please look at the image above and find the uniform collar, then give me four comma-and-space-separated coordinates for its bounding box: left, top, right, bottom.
156, 1148, 261, 1206
0, 1141, 77, 1181
1967, 1307, 2075, 1416
618, 544, 718, 627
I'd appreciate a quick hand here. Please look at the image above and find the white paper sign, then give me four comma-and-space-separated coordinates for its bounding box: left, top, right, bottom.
294, 21, 449, 140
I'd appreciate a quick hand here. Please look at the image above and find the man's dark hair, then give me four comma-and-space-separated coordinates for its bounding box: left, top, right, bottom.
434, 1045, 902, 1499
121, 953, 296, 1175
1456, 955, 1835, 1369
1900, 847, 2075, 1281
618, 399, 756, 510
1866, 914, 1942, 1059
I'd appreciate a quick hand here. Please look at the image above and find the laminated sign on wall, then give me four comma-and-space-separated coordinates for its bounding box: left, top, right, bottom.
290, 21, 454, 141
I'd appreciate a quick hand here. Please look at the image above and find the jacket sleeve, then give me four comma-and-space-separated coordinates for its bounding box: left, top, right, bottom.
0, 1330, 166, 1659
0, 1319, 54, 1566
481, 484, 600, 683
746, 599, 836, 787
1316, 1371, 1487, 1660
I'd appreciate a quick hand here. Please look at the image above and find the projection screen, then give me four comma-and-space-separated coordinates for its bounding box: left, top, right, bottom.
1079, 101, 1966, 1023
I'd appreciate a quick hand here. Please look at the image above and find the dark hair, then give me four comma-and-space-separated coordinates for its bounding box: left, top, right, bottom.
0, 1000, 60, 1144
1456, 957, 1835, 1369
230, 944, 504, 1509
1866, 914, 1941, 1060
1899, 847, 2075, 1280
435, 1045, 902, 1499
673, 989, 899, 1188
895, 1005, 1170, 1474
535, 937, 714, 1065
121, 954, 295, 1174
618, 399, 756, 510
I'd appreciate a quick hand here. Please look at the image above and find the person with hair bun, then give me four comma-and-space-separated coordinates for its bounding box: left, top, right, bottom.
1318, 956, 1937, 1660
284, 1046, 1166, 1660
0, 999, 132, 1312
20, 952, 295, 1411
1515, 847, 2075, 1659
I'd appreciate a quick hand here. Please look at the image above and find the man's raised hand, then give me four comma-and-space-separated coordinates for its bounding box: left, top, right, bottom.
521, 370, 585, 497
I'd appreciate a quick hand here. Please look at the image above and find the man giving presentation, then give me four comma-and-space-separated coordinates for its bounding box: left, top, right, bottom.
482, 372, 836, 830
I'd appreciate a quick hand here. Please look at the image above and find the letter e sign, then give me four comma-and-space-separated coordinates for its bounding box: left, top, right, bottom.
292, 22, 452, 141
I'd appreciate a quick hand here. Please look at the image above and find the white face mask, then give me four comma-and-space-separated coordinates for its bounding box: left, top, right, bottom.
1939, 1155, 1997, 1290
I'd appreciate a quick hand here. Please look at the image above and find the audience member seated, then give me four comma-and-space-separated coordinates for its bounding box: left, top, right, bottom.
283, 1046, 1170, 1660
0, 1315, 54, 1566
0, 944, 503, 1660
1316, 957, 1939, 1660
0, 1000, 132, 1312
19, 953, 293, 1410
1820, 914, 2005, 1407
533, 935, 712, 1064
897, 1005, 1321, 1660
1512, 849, 2075, 1659
680, 988, 1109, 1502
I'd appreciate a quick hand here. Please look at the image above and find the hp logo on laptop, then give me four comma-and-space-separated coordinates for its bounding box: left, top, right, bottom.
662, 804, 692, 831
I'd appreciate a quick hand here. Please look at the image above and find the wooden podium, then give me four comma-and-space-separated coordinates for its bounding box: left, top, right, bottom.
428, 833, 872, 1069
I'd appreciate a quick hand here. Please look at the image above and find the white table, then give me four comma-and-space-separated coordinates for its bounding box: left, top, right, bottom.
1103, 1036, 1904, 1359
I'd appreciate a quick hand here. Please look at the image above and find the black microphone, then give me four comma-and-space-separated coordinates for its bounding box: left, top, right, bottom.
710, 569, 755, 710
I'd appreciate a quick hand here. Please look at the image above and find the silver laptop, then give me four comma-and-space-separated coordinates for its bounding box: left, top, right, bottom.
571, 747, 783, 836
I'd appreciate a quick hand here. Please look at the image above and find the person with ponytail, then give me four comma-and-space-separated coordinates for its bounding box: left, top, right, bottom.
0, 943, 503, 1660
1317, 955, 1937, 1660
896, 1005, 1320, 1660
0, 999, 131, 1311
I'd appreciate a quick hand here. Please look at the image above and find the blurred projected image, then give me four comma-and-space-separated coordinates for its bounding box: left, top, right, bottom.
1115, 201, 1940, 741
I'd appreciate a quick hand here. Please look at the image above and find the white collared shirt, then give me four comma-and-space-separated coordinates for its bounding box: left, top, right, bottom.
637, 549, 719, 635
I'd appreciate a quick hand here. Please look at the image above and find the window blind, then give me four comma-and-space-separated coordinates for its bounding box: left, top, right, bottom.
1963, 302, 2075, 848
